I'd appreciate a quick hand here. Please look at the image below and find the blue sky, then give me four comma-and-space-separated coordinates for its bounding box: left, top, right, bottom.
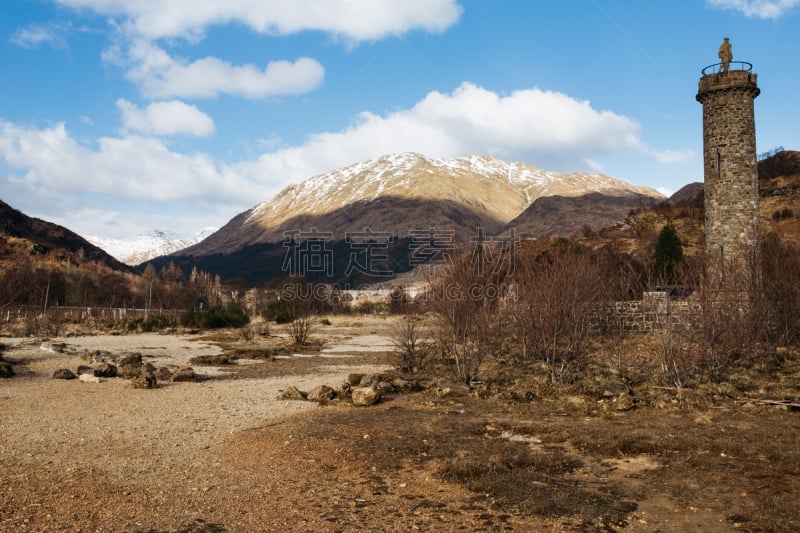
0, 0, 798, 239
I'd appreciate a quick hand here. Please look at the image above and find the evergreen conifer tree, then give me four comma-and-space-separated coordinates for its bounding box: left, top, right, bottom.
654, 221, 684, 285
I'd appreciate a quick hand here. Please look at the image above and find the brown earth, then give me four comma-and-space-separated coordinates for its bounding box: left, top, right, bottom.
1, 317, 798, 532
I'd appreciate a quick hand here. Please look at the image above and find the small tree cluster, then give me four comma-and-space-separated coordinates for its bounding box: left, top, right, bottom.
425, 240, 634, 385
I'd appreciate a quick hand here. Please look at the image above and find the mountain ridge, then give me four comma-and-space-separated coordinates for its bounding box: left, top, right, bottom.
181, 152, 664, 257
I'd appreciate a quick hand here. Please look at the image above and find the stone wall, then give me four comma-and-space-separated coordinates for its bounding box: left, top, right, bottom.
591, 292, 702, 334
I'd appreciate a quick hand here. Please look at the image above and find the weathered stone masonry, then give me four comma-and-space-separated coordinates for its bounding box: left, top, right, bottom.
696, 67, 760, 286
591, 293, 702, 334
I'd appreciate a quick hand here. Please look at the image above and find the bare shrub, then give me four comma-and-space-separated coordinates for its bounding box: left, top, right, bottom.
391, 314, 430, 372
691, 242, 771, 381
284, 297, 316, 346
22, 310, 65, 337
512, 241, 612, 382
428, 253, 506, 385
238, 325, 255, 342
695, 285, 752, 382
754, 233, 800, 349
654, 310, 699, 388
287, 314, 315, 346
0, 261, 28, 311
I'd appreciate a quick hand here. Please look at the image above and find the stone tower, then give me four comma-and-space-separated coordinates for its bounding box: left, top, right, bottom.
696, 39, 760, 289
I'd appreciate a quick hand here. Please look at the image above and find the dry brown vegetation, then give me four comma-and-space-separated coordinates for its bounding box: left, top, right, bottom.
1, 318, 798, 531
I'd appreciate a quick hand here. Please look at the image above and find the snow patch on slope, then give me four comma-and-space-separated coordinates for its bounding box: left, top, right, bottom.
86, 228, 217, 266
244, 152, 656, 226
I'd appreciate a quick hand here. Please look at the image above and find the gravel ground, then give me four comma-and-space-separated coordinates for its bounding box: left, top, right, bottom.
0, 332, 393, 531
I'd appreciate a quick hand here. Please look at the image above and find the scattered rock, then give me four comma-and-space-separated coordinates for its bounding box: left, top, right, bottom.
0, 362, 14, 378
496, 388, 534, 402
347, 373, 365, 387
376, 381, 395, 394
359, 374, 386, 387
278, 386, 307, 401
189, 354, 230, 366
117, 352, 143, 365
418, 379, 436, 390
40, 341, 67, 353
435, 378, 471, 398
79, 373, 102, 384
601, 381, 631, 397
351, 386, 380, 406
53, 368, 76, 380
83, 349, 114, 363
117, 353, 144, 376
392, 378, 421, 392
154, 367, 172, 381
171, 367, 200, 382
93, 362, 118, 378
614, 393, 636, 411
76, 365, 94, 375
307, 384, 336, 402
132, 372, 157, 389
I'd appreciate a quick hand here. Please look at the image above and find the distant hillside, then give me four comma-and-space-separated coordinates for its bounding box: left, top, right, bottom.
0, 200, 131, 272
758, 149, 800, 243
758, 149, 800, 182
504, 192, 660, 239
666, 183, 704, 208
578, 149, 800, 265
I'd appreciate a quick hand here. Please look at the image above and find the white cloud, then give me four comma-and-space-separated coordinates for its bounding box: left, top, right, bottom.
117, 98, 215, 137
9, 24, 67, 49
0, 120, 262, 205
52, 1, 458, 101
648, 148, 697, 165
125, 40, 324, 99
53, 0, 462, 41
707, 0, 800, 18
1, 82, 688, 238
656, 187, 674, 198
238, 82, 646, 183
45, 205, 232, 241
584, 159, 604, 172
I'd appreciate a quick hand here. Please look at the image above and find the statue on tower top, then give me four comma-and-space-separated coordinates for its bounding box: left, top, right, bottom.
718, 37, 733, 73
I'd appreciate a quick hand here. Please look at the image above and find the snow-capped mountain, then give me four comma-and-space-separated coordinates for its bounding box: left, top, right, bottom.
86, 228, 217, 266
181, 152, 663, 256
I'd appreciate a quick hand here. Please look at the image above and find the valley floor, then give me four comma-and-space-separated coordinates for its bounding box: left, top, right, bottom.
0, 320, 798, 531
